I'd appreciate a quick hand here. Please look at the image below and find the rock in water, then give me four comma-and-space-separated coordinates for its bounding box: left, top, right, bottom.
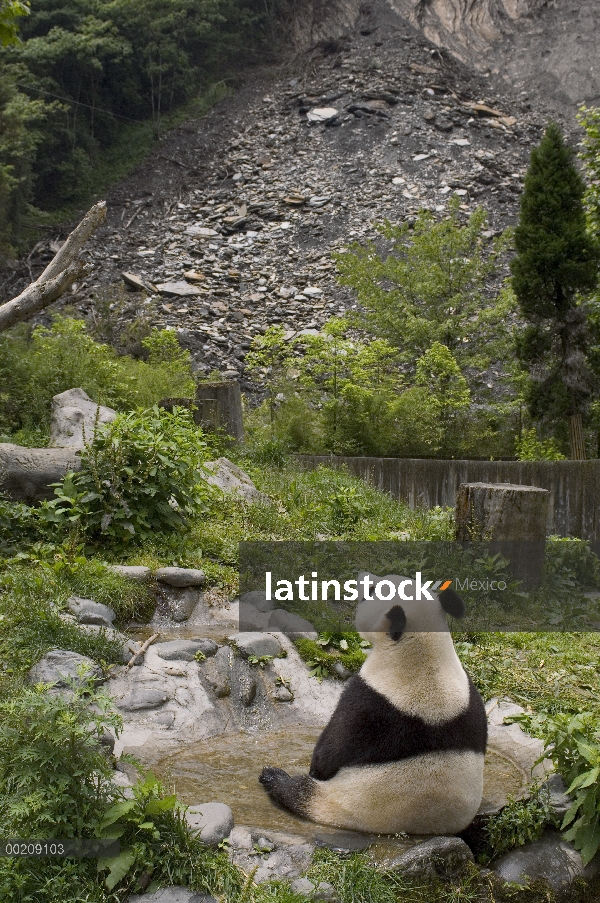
154, 639, 218, 661
49, 388, 117, 449
230, 632, 282, 658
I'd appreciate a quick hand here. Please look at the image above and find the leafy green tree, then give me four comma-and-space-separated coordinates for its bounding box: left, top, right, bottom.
0, 0, 28, 46
578, 105, 600, 244
245, 324, 294, 425
511, 121, 600, 459
334, 196, 513, 387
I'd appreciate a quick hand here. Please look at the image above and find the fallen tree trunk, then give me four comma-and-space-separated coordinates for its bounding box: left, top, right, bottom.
0, 443, 81, 504
0, 201, 107, 333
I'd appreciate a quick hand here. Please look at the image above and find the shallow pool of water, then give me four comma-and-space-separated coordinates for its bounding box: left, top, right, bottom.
155, 729, 529, 839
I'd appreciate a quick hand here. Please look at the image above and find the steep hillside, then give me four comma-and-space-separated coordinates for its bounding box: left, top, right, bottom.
4, 0, 549, 389
389, 0, 600, 116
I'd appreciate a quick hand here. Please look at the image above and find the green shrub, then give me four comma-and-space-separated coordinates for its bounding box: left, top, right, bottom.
0, 680, 121, 839
515, 428, 566, 461
39, 407, 212, 548
481, 786, 552, 862
509, 710, 600, 865
0, 683, 242, 902
0, 317, 194, 438
295, 632, 370, 680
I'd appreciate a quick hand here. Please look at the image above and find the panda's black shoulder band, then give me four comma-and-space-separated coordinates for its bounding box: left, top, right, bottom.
386, 605, 406, 641
439, 586, 466, 619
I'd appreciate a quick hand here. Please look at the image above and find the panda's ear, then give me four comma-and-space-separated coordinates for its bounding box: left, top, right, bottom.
386, 605, 406, 641
439, 587, 466, 619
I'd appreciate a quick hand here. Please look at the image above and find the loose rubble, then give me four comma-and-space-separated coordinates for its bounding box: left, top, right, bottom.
4, 1, 547, 393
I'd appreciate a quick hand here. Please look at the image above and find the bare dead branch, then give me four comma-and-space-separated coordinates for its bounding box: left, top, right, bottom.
0, 201, 107, 333
125, 633, 159, 671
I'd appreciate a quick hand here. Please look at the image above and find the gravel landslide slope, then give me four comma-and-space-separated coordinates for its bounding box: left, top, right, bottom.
4, 0, 565, 387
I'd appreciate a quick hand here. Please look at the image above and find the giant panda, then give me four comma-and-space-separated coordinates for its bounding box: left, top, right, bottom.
259, 573, 487, 835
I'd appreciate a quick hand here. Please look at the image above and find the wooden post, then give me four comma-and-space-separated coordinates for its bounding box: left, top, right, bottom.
195, 381, 244, 441
568, 414, 586, 460
455, 482, 550, 590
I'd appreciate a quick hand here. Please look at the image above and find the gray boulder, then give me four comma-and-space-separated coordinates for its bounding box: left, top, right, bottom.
155, 567, 206, 588
154, 639, 218, 661
387, 837, 474, 880
240, 590, 275, 612
238, 601, 270, 632
28, 650, 103, 690
492, 830, 600, 894
49, 388, 116, 448
156, 585, 201, 622
267, 609, 315, 633
185, 802, 234, 847
290, 878, 339, 901
203, 458, 267, 503
230, 632, 282, 659
118, 687, 169, 711
67, 596, 116, 627
202, 646, 232, 698
128, 889, 217, 903
107, 565, 152, 583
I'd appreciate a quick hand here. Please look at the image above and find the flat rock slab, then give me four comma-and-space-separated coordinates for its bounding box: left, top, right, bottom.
493, 830, 599, 893
156, 281, 202, 297
386, 837, 474, 879
107, 565, 152, 582
128, 889, 217, 903
67, 596, 116, 626
186, 802, 234, 847
49, 388, 116, 449
28, 650, 103, 689
154, 639, 218, 661
118, 687, 169, 711
156, 567, 206, 588
230, 632, 282, 658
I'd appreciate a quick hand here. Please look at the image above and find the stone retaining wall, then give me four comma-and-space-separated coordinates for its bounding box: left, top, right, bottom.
296, 456, 600, 544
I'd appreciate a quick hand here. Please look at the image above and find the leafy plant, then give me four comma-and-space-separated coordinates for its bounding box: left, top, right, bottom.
508, 710, 600, 865
481, 785, 552, 862
0, 678, 122, 839
39, 406, 212, 548
0, 317, 195, 437
515, 427, 566, 461
247, 654, 274, 668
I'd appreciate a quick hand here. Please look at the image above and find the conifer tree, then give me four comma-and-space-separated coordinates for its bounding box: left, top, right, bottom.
511, 121, 600, 458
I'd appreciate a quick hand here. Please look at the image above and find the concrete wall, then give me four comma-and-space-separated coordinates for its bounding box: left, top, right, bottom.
296, 456, 600, 543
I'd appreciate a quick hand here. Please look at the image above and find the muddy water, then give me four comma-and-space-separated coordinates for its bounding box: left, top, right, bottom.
155, 729, 529, 838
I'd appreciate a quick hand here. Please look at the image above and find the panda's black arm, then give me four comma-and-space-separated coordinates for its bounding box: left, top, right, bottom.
309, 676, 385, 781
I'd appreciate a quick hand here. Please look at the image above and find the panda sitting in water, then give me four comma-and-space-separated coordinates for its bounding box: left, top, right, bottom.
259, 574, 487, 835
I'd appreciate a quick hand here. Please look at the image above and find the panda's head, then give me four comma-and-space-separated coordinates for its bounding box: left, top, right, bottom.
354, 572, 465, 646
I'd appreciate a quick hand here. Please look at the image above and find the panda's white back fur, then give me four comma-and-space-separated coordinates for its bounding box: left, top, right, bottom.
356, 573, 470, 722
